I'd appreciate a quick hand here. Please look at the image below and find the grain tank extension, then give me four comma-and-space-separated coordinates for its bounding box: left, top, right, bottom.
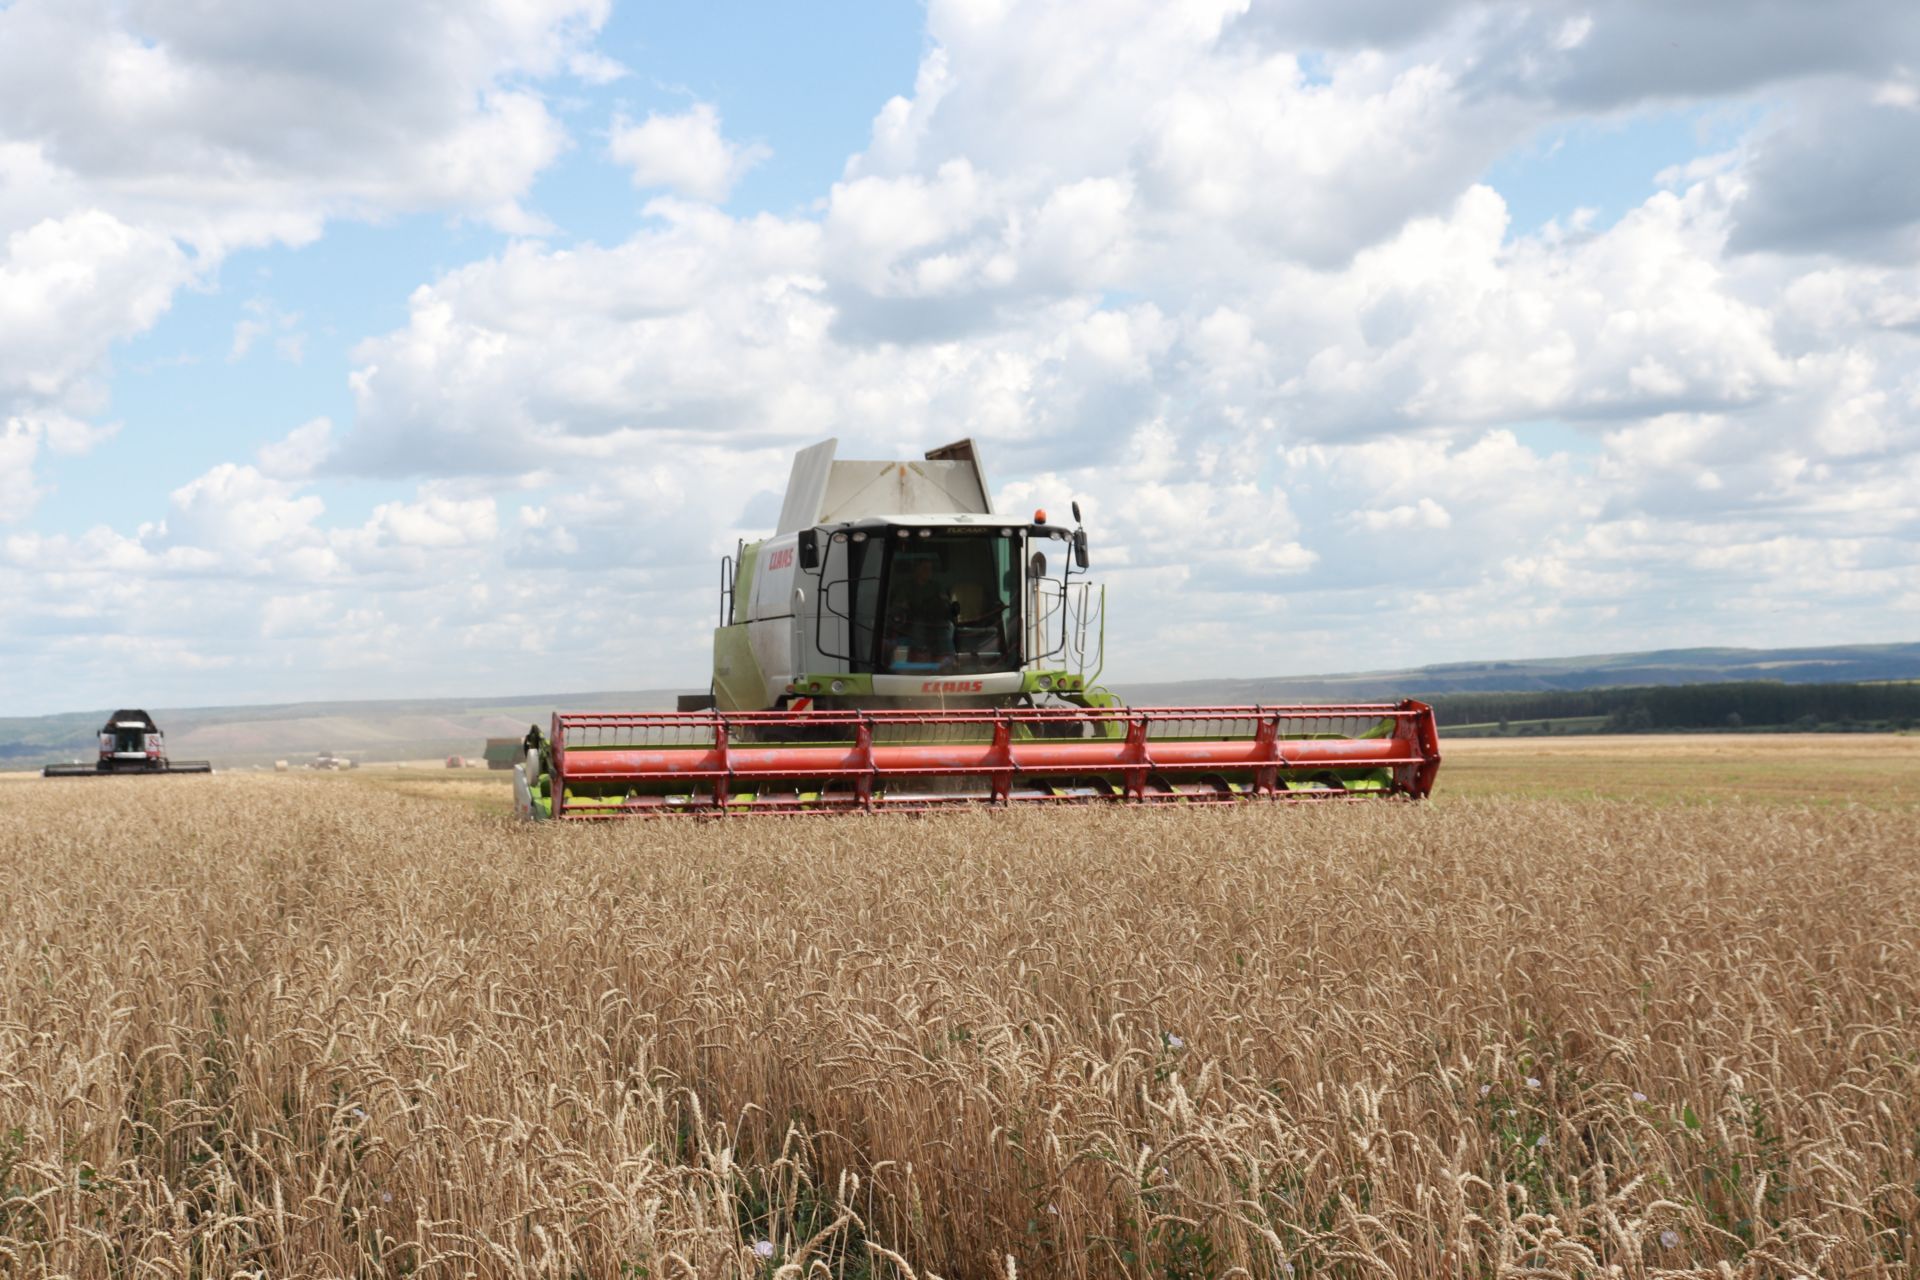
515, 438, 1440, 816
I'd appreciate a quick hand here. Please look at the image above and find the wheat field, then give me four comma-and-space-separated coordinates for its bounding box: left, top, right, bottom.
2, 770, 1917, 1278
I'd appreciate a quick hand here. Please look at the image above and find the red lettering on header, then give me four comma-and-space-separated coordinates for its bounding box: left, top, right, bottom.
766, 547, 794, 570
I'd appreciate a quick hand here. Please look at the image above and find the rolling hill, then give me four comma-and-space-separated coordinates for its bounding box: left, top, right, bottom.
1119, 641, 1920, 705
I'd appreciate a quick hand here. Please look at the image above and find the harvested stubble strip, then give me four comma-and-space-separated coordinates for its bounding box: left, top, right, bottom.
1, 773, 1917, 1279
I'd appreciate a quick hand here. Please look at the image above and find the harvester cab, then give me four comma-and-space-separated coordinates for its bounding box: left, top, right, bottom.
42, 710, 212, 777
709, 438, 1106, 715
514, 437, 1442, 817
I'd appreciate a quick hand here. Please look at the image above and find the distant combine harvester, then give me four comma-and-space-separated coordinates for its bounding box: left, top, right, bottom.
42, 710, 211, 777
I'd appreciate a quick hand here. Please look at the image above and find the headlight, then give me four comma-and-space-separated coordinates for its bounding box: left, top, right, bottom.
1037, 674, 1053, 689
831, 679, 846, 694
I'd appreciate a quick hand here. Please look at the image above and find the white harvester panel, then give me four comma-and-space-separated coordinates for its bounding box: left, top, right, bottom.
745, 533, 801, 705
776, 437, 993, 532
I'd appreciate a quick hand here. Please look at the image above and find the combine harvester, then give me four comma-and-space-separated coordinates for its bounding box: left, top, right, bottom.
515, 439, 1440, 817
42, 709, 212, 777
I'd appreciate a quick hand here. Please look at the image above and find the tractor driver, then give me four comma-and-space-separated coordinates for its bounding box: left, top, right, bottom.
892, 555, 956, 666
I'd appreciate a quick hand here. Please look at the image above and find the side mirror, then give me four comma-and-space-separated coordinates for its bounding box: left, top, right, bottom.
797, 528, 822, 571
1073, 527, 1089, 570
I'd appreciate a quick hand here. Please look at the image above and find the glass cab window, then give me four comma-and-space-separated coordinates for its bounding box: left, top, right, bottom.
878, 533, 1020, 674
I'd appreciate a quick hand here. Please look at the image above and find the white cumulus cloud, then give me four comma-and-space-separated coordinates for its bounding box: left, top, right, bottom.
609, 104, 770, 203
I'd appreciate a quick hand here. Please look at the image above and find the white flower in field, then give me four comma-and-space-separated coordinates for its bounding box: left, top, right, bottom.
1479, 1084, 1492, 1096
753, 1239, 775, 1259
1534, 1134, 1548, 1149
1525, 1077, 1541, 1090
1632, 1091, 1648, 1103
1164, 1033, 1185, 1050
351, 1107, 368, 1121
1659, 1229, 1680, 1249
381, 1191, 392, 1203
1281, 1263, 1295, 1276
1047, 1203, 1058, 1215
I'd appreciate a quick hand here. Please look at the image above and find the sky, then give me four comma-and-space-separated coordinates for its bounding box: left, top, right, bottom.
3, 0, 1919, 715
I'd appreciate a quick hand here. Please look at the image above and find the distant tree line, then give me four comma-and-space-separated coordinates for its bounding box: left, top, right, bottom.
1422, 681, 1920, 733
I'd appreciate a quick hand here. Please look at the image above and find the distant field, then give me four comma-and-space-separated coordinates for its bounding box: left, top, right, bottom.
2, 754, 1916, 1277
1441, 732, 1920, 807
1442, 714, 1612, 736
